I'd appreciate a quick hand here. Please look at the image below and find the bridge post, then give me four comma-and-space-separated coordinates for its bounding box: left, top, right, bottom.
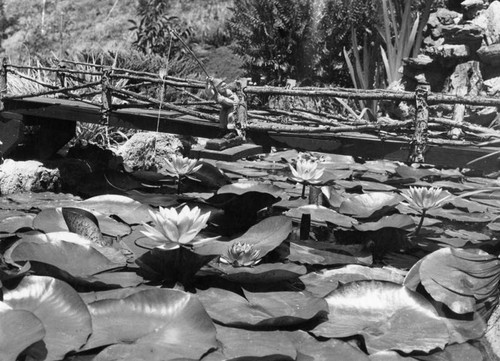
100, 67, 112, 125
0, 58, 7, 111
56, 61, 67, 88
408, 82, 430, 163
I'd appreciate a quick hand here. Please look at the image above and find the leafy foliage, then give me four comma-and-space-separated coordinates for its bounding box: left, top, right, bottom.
228, 0, 314, 85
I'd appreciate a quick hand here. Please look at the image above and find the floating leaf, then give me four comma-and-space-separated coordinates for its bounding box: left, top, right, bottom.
427, 208, 493, 223
312, 281, 449, 354
33, 207, 131, 237
2, 276, 92, 361
202, 324, 297, 361
197, 288, 327, 328
209, 262, 307, 283
0, 301, 46, 361
5, 236, 123, 277
354, 214, 414, 231
78, 194, 153, 224
286, 242, 365, 266
285, 205, 356, 228
415, 342, 484, 361
286, 330, 370, 361
412, 248, 500, 314
215, 180, 284, 198
0, 214, 35, 233
62, 207, 108, 246
339, 192, 402, 219
195, 215, 292, 257
300, 265, 405, 298
83, 288, 217, 360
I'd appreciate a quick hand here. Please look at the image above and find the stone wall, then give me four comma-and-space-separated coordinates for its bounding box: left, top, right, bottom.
403, 0, 500, 127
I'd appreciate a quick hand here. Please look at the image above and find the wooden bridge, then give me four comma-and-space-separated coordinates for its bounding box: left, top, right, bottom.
1, 59, 500, 172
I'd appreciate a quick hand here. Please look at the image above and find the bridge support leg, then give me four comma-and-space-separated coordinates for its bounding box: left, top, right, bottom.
408, 82, 430, 163
0, 58, 7, 112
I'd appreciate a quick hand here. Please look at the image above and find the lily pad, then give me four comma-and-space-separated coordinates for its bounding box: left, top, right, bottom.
285, 205, 356, 228
209, 262, 307, 283
78, 194, 153, 224
2, 276, 92, 361
312, 280, 449, 354
300, 265, 406, 298
5, 235, 123, 277
412, 248, 500, 314
216, 180, 285, 198
0, 214, 36, 233
33, 207, 131, 237
0, 301, 46, 361
195, 215, 292, 257
427, 208, 493, 223
339, 192, 402, 219
285, 330, 370, 361
83, 288, 217, 360
354, 214, 414, 232
202, 324, 297, 361
286, 242, 365, 266
62, 207, 108, 246
197, 288, 327, 328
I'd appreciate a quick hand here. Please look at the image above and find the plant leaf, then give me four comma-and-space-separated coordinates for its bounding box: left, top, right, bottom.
312, 280, 449, 354
83, 288, 217, 360
0, 301, 46, 361
2, 276, 92, 361
78, 194, 153, 224
62, 207, 107, 246
339, 192, 402, 218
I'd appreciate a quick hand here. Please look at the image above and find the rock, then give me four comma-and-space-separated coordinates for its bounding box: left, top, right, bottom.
403, 54, 435, 69
67, 141, 121, 172
484, 76, 500, 95
117, 132, 182, 172
441, 23, 484, 44
486, 1, 500, 44
477, 43, 500, 65
433, 44, 471, 59
430, 8, 461, 26
461, 0, 485, 21
0, 159, 61, 195
464, 106, 498, 126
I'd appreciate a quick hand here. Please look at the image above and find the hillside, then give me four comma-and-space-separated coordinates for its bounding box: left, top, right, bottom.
0, 0, 240, 79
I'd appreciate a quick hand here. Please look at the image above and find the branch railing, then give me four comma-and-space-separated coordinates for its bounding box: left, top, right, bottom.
1, 57, 500, 163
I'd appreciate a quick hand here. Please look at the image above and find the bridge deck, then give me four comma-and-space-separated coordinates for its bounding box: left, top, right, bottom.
1, 96, 499, 173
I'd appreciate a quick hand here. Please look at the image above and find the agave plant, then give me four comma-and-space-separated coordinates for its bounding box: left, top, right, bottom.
400, 186, 452, 237
220, 242, 262, 267
163, 154, 202, 194
141, 205, 213, 250
289, 158, 325, 198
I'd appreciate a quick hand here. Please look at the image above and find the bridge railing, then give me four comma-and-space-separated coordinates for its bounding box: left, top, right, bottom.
2, 57, 500, 163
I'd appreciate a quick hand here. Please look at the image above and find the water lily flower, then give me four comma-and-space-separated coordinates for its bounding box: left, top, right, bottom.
400, 186, 452, 237
163, 154, 202, 193
141, 205, 212, 250
290, 159, 325, 184
220, 242, 262, 267
289, 159, 325, 198
164, 154, 202, 178
400, 186, 452, 213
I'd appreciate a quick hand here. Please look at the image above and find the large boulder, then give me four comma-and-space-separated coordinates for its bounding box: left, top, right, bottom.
0, 159, 61, 195
486, 1, 500, 44
117, 132, 183, 172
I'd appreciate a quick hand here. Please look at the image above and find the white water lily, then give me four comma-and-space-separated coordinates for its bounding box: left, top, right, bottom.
220, 242, 262, 267
163, 154, 202, 178
289, 159, 325, 184
400, 186, 452, 213
141, 205, 212, 250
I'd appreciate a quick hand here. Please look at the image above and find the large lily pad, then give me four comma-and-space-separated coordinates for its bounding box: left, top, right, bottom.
312, 280, 449, 354
0, 301, 46, 361
83, 288, 217, 360
62, 207, 108, 246
2, 276, 92, 361
33, 207, 131, 237
285, 330, 370, 361
300, 265, 406, 298
209, 262, 307, 283
78, 194, 153, 224
202, 324, 297, 361
339, 192, 402, 219
5, 235, 123, 277
285, 205, 356, 228
286, 242, 366, 266
409, 248, 500, 314
195, 215, 292, 257
196, 288, 327, 328
354, 214, 414, 232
